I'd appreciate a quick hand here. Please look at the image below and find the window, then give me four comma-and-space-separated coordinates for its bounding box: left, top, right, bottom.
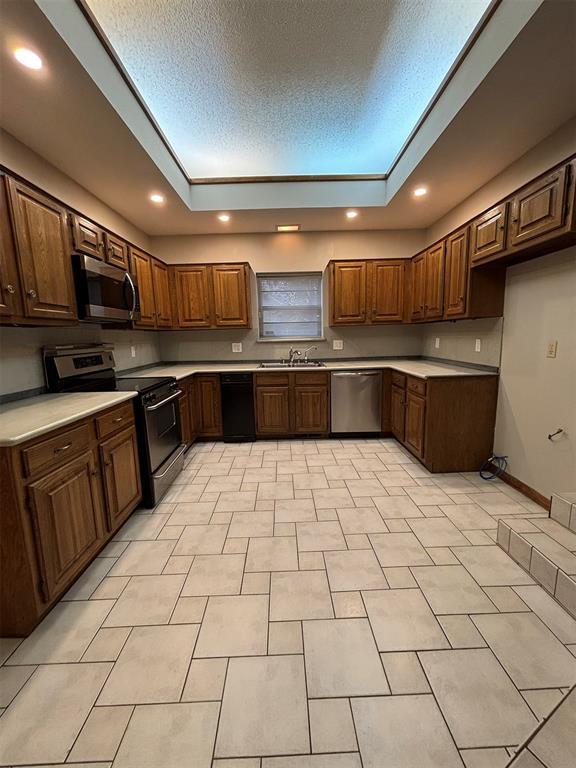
257, 272, 323, 340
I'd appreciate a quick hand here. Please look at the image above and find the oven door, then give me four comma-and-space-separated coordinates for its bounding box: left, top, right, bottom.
143, 389, 182, 472
74, 254, 137, 322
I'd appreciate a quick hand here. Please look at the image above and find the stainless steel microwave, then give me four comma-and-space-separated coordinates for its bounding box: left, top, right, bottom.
73, 253, 138, 323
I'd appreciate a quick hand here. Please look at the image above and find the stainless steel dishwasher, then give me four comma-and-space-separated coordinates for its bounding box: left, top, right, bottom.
331, 371, 382, 433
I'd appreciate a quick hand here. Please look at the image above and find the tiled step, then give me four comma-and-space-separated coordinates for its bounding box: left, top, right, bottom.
550, 491, 576, 532
497, 518, 576, 619
507, 684, 575, 767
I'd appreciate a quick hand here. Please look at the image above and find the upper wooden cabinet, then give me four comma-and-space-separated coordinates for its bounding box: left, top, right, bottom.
444, 227, 469, 318
212, 264, 251, 327
509, 165, 569, 248
369, 260, 405, 323
6, 177, 77, 322
0, 177, 23, 318
330, 259, 405, 326
130, 248, 156, 328
173, 265, 212, 327
105, 232, 129, 270
151, 259, 173, 328
410, 244, 444, 321
470, 203, 508, 264
70, 214, 105, 260
172, 262, 251, 329
330, 261, 367, 324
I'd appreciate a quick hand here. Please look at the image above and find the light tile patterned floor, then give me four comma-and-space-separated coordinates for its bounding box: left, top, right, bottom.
1, 437, 576, 767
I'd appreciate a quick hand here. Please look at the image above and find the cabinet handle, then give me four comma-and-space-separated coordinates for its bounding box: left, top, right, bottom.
5, 284, 15, 294
54, 443, 72, 453
113, 416, 123, 422
98, 241, 104, 251
27, 289, 37, 299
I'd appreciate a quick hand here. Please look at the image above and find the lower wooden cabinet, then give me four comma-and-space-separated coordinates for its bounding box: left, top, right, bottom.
195, 374, 223, 437
390, 384, 406, 442
385, 374, 499, 472
255, 372, 329, 436
100, 427, 142, 531
178, 376, 198, 445
293, 386, 329, 433
256, 385, 291, 434
0, 401, 142, 636
28, 450, 105, 602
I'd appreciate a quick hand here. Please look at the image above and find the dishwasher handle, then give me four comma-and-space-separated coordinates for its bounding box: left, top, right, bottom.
332, 371, 380, 377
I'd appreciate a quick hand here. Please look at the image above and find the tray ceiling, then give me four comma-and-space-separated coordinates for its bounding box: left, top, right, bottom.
85, 0, 492, 180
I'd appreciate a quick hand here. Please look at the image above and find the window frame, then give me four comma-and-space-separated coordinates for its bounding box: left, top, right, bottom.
256, 271, 324, 342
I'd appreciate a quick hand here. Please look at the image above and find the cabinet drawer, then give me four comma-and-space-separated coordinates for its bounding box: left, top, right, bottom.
292, 371, 329, 386
22, 423, 92, 478
407, 377, 427, 397
391, 371, 406, 389
255, 372, 290, 387
95, 403, 135, 439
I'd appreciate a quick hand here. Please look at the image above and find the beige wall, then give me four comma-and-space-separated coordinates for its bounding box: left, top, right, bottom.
0, 130, 151, 251
421, 318, 503, 368
493, 247, 576, 499
0, 326, 161, 397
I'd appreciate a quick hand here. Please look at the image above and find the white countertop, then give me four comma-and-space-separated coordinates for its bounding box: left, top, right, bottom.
127, 359, 497, 380
0, 391, 137, 447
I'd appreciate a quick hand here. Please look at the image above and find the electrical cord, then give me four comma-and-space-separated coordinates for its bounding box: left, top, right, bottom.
479, 454, 508, 480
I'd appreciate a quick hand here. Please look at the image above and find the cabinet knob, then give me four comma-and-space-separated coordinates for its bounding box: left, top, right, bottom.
27, 289, 37, 299
5, 284, 15, 294
98, 241, 104, 251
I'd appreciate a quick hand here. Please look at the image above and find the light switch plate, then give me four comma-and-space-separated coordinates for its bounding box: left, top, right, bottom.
232, 342, 243, 353
130, 345, 136, 358
434, 337, 440, 349
546, 340, 558, 358
333, 339, 344, 350
475, 339, 482, 353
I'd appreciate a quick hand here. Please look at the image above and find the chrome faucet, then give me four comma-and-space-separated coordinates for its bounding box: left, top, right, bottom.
288, 347, 302, 365
302, 345, 318, 363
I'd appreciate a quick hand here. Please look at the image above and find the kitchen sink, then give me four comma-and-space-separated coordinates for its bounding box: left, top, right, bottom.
259, 361, 326, 368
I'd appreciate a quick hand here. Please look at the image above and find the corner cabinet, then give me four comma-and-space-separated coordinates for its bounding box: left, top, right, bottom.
329, 259, 406, 326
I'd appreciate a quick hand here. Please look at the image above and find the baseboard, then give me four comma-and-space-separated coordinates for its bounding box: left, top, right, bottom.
491, 465, 551, 511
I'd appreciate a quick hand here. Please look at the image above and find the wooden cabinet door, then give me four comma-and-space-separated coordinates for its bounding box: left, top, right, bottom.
195, 374, 223, 436
179, 390, 192, 444
405, 392, 426, 458
100, 428, 141, 531
130, 248, 156, 327
369, 260, 404, 323
470, 203, 508, 263
174, 266, 212, 328
256, 386, 291, 435
330, 261, 367, 325
444, 228, 469, 318
212, 264, 250, 327
410, 253, 426, 321
27, 451, 105, 600
293, 386, 328, 434
7, 178, 76, 321
70, 214, 105, 260
424, 242, 445, 320
390, 385, 405, 442
509, 165, 568, 248
151, 259, 173, 327
105, 232, 129, 270
0, 177, 22, 317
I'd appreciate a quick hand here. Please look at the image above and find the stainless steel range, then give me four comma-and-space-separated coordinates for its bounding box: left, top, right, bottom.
43, 345, 186, 507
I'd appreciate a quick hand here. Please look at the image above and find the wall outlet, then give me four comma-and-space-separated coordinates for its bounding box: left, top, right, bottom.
232, 342, 243, 353
434, 337, 440, 349
475, 338, 482, 353
546, 340, 558, 358
333, 339, 344, 351
130, 345, 136, 358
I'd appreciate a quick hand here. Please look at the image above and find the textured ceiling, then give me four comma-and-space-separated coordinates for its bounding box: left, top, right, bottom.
85, 0, 491, 179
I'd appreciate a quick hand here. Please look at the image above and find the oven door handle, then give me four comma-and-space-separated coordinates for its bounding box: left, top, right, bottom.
124, 272, 137, 319
144, 390, 183, 411
153, 444, 187, 479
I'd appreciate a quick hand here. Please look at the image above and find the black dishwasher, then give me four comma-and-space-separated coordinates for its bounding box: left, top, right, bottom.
220, 373, 256, 442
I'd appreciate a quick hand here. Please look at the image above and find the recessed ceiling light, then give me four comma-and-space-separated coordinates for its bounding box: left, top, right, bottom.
217, 213, 231, 222
13, 48, 43, 70
149, 193, 165, 204
276, 224, 300, 232
413, 186, 428, 198
346, 210, 359, 219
